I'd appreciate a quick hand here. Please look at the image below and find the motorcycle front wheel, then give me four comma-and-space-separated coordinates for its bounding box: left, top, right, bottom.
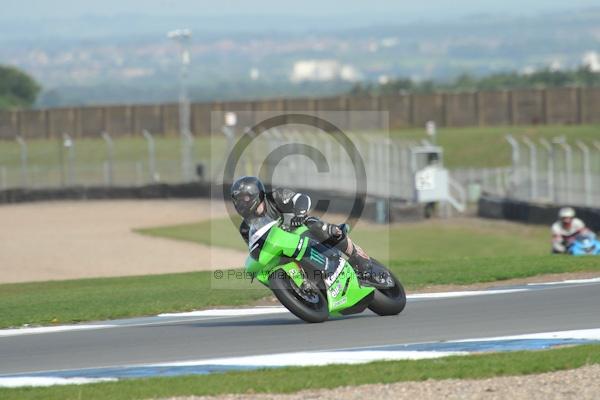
367, 260, 407, 316
269, 271, 329, 323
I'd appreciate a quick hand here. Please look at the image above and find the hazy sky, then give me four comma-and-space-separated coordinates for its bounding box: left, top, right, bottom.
4, 0, 600, 21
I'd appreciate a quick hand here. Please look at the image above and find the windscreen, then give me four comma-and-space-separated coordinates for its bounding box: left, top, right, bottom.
247, 215, 278, 250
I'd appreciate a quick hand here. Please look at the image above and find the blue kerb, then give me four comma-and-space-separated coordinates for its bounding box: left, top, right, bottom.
3, 338, 596, 381
2, 364, 261, 379
342, 338, 595, 353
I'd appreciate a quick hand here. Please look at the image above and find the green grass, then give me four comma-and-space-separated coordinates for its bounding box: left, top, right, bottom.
389, 256, 600, 287
0, 136, 214, 168
2, 344, 599, 400
388, 124, 600, 168
1, 124, 598, 174
0, 124, 597, 187
0, 135, 224, 187
139, 216, 600, 288
137, 216, 551, 261
0, 271, 268, 329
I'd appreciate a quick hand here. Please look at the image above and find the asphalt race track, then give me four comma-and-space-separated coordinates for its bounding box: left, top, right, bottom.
1, 279, 599, 382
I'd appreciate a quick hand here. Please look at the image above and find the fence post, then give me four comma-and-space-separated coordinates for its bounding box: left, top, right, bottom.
62, 133, 76, 186
142, 130, 158, 182
0, 165, 6, 190
181, 129, 194, 182
505, 134, 520, 198
495, 168, 504, 195
15, 135, 29, 188
135, 161, 143, 186
553, 137, 572, 204
593, 141, 600, 206
101, 131, 114, 186
575, 140, 592, 206
522, 137, 537, 200
539, 138, 555, 203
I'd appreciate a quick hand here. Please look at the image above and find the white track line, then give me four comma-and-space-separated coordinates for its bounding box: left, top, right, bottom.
0, 324, 115, 338
152, 350, 466, 368
154, 327, 600, 369
407, 288, 527, 299
158, 306, 289, 317
157, 289, 531, 319
527, 277, 600, 286
1, 281, 596, 337
0, 351, 461, 388
453, 328, 600, 342
2, 327, 599, 388
0, 377, 116, 388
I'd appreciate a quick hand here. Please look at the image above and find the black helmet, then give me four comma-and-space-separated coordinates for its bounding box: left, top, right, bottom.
230, 176, 266, 219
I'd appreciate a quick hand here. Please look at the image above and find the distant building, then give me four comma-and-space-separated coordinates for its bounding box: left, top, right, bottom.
582, 51, 600, 72
249, 68, 260, 80
549, 59, 562, 72
290, 60, 361, 82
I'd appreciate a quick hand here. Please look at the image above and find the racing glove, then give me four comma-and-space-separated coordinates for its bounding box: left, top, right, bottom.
290, 215, 306, 227
282, 213, 306, 229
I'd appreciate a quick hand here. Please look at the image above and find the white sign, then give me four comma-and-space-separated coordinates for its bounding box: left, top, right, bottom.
415, 167, 435, 191
225, 112, 237, 127
426, 121, 436, 137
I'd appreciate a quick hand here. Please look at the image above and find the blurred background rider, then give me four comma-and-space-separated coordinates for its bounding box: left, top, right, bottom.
551, 207, 590, 254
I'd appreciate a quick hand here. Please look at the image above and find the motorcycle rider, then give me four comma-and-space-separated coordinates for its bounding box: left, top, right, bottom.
230, 176, 383, 285
551, 207, 590, 254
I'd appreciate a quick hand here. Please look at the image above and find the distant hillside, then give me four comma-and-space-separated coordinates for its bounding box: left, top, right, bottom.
1, 8, 598, 107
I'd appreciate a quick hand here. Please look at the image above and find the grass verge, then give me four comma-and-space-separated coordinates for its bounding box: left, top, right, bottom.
0, 272, 268, 329
136, 216, 551, 260
2, 344, 599, 400
1, 254, 598, 329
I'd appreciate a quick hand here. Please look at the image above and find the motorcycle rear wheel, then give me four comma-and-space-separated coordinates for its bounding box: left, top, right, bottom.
269, 272, 329, 323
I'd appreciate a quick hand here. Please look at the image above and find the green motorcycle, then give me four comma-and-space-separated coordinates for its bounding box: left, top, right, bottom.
245, 215, 406, 323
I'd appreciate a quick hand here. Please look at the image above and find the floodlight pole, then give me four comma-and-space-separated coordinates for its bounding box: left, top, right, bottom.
168, 28, 193, 182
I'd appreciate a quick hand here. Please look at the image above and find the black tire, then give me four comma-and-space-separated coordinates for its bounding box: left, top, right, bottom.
367, 261, 407, 316
269, 271, 329, 323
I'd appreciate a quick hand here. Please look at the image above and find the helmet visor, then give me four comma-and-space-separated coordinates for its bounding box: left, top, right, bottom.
233, 193, 261, 217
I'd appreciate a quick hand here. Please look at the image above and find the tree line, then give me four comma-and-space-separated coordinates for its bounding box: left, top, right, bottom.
0, 65, 40, 110
3, 64, 600, 110
349, 67, 600, 96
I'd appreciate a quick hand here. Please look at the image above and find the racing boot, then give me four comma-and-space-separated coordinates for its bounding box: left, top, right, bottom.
347, 243, 390, 287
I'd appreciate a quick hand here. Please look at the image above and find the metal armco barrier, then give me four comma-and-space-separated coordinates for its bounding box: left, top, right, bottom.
478, 194, 600, 233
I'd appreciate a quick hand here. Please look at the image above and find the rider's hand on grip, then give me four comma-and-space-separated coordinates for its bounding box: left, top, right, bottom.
281, 213, 305, 230
290, 215, 306, 227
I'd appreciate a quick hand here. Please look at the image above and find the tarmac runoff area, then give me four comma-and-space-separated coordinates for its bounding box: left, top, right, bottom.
0, 277, 599, 388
